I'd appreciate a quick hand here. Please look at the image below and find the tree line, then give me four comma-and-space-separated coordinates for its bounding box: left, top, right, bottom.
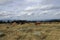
0, 19, 60, 24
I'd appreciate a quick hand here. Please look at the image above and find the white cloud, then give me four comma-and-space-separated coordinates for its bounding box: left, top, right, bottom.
25, 6, 38, 11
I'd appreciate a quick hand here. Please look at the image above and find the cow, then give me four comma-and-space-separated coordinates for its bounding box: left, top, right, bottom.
11, 21, 26, 26
35, 22, 41, 25
20, 22, 25, 25
11, 22, 17, 26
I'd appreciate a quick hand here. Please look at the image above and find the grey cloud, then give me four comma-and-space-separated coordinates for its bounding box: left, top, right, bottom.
0, 0, 12, 5
0, 0, 60, 20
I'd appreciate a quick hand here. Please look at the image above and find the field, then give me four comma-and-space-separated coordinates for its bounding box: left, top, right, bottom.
0, 22, 60, 40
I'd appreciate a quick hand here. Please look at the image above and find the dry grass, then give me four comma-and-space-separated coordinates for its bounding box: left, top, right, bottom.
0, 22, 60, 40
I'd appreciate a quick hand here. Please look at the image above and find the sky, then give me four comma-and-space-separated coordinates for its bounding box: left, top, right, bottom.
0, 0, 60, 21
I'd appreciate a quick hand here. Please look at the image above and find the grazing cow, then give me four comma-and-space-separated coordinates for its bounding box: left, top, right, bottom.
35, 22, 41, 25
12, 22, 17, 26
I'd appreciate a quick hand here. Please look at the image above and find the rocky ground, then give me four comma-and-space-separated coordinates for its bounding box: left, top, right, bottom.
0, 23, 60, 40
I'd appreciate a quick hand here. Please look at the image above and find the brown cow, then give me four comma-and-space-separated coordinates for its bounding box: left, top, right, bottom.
35, 22, 41, 25
12, 22, 17, 26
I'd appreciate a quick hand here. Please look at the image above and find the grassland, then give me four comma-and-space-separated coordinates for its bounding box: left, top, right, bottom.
0, 22, 60, 40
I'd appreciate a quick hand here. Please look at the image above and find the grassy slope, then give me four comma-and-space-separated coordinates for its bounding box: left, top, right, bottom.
0, 22, 60, 40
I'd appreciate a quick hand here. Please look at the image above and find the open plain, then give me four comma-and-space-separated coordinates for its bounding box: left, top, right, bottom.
0, 22, 60, 40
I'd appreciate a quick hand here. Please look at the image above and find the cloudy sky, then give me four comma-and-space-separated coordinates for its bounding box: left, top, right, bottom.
0, 0, 60, 20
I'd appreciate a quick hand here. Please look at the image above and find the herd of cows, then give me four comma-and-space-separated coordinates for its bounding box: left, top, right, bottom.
11, 21, 41, 26
0, 20, 41, 25
0, 20, 59, 26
